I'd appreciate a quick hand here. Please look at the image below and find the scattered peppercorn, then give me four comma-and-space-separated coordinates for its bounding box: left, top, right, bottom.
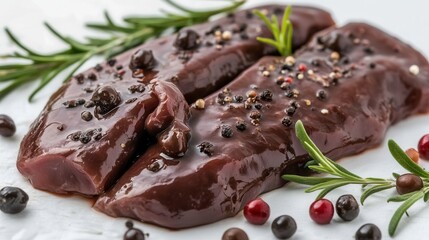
336, 194, 360, 221
236, 120, 247, 131
234, 95, 244, 103
107, 58, 117, 67
123, 221, 149, 240
174, 29, 200, 50
91, 86, 122, 115
309, 198, 334, 224
355, 223, 381, 240
285, 106, 296, 116
243, 198, 270, 225
405, 148, 419, 163
271, 215, 297, 239
418, 134, 429, 160
298, 63, 307, 72
222, 228, 249, 240
330, 51, 340, 61
409, 65, 420, 75
247, 90, 257, 99
128, 84, 146, 94
396, 173, 423, 195
88, 72, 97, 81
282, 117, 293, 127
195, 99, 206, 109
197, 142, 214, 156
254, 103, 263, 110
249, 110, 261, 119
0, 187, 29, 214
316, 89, 328, 100
81, 111, 93, 121
0, 114, 16, 137
94, 64, 103, 72
260, 89, 273, 101
129, 49, 156, 71
147, 161, 162, 172
221, 124, 233, 138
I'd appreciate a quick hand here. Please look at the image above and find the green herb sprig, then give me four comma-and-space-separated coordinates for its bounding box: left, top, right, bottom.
283, 120, 429, 237
0, 0, 245, 101
253, 6, 293, 56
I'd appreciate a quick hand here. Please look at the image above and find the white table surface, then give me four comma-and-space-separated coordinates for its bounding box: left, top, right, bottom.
1, 0, 429, 239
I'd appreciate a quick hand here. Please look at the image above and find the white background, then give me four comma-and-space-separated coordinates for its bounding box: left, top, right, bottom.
1, 0, 429, 239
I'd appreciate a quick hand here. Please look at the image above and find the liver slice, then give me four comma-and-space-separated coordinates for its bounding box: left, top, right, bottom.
17, 5, 334, 196
94, 23, 429, 228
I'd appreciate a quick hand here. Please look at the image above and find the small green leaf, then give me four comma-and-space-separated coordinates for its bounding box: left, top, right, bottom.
304, 159, 317, 168
305, 179, 348, 193
315, 182, 349, 200
360, 184, 394, 205
388, 140, 429, 178
282, 175, 340, 185
393, 172, 400, 179
388, 191, 424, 236
424, 190, 429, 202
388, 192, 417, 202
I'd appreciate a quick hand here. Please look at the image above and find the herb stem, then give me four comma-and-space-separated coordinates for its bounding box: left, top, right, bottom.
285, 120, 429, 236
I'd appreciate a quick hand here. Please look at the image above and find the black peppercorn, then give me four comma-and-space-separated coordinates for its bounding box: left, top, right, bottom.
94, 64, 103, 72
336, 194, 360, 221
88, 72, 97, 81
236, 120, 247, 131
260, 89, 273, 101
91, 86, 122, 115
107, 58, 117, 67
311, 59, 321, 67
234, 95, 244, 103
197, 142, 214, 156
221, 124, 233, 138
81, 111, 93, 122
355, 223, 381, 240
316, 89, 328, 100
129, 49, 156, 71
249, 110, 261, 119
286, 106, 296, 116
271, 215, 297, 239
75, 73, 85, 84
0, 114, 16, 137
0, 187, 29, 214
174, 29, 200, 50
282, 117, 293, 127
147, 161, 162, 172
123, 221, 149, 240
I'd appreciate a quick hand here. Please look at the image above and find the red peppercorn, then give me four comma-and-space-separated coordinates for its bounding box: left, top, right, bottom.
309, 199, 334, 224
298, 63, 307, 72
243, 198, 270, 225
285, 77, 293, 83
418, 134, 429, 160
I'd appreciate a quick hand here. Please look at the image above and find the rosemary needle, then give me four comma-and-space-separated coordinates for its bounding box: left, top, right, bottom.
253, 6, 293, 56
284, 120, 429, 236
0, 0, 245, 101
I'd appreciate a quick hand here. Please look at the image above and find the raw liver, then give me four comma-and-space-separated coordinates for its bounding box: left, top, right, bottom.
17, 5, 334, 196
94, 23, 429, 228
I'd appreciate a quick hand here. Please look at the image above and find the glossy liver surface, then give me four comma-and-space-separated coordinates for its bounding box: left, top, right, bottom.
95, 23, 429, 228
17, 5, 334, 196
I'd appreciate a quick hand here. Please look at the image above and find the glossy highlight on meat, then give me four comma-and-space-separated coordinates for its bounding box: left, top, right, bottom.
94, 23, 429, 228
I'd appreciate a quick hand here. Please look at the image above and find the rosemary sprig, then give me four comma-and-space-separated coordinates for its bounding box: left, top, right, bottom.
283, 120, 429, 236
253, 6, 293, 56
0, 0, 245, 101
